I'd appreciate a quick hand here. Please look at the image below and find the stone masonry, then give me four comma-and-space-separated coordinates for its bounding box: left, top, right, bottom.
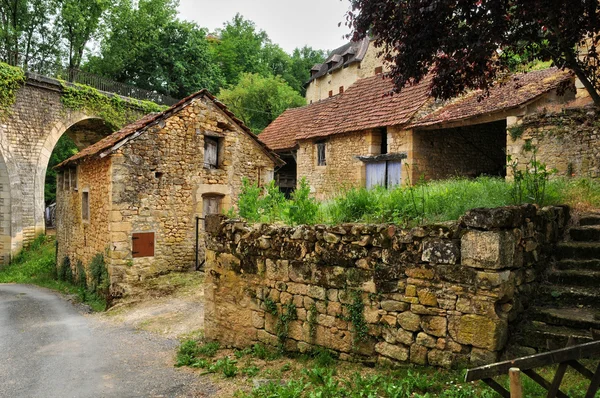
0, 73, 144, 265
205, 205, 568, 367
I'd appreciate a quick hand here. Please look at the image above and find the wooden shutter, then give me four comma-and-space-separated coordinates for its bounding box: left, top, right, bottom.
204, 138, 218, 169
366, 161, 387, 189
317, 142, 326, 166
132, 232, 155, 258
81, 191, 90, 221
387, 161, 402, 188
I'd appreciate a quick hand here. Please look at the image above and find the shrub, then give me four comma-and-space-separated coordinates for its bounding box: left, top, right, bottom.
58, 256, 73, 283
88, 253, 109, 298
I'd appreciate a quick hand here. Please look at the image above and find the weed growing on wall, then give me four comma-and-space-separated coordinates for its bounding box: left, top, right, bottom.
508, 144, 557, 206
339, 290, 369, 349
0, 62, 26, 119
61, 82, 165, 129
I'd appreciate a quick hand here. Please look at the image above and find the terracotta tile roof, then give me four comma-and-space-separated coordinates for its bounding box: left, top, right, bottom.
57, 90, 283, 169
259, 74, 432, 149
408, 68, 574, 128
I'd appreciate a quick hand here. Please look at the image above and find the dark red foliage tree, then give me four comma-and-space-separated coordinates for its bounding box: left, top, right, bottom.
347, 0, 600, 105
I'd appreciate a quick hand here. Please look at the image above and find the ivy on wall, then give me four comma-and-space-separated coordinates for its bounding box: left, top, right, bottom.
60, 82, 166, 129
0, 62, 26, 119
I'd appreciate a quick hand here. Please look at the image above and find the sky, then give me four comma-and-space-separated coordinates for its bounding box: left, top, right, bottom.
177, 0, 353, 54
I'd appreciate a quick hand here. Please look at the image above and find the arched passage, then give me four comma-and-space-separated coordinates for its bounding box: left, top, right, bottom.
34, 113, 114, 238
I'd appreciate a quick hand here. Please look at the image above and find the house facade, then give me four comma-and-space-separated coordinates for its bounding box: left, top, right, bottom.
55, 90, 280, 297
305, 38, 387, 104
260, 66, 579, 200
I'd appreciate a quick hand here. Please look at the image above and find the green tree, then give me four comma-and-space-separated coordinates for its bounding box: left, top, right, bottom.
219, 72, 306, 134
59, 0, 108, 70
0, 0, 62, 67
45, 134, 78, 205
210, 14, 269, 86
86, 0, 223, 97
282, 46, 327, 95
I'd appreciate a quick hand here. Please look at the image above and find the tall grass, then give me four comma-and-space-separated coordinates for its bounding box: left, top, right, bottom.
0, 235, 106, 311
235, 176, 600, 226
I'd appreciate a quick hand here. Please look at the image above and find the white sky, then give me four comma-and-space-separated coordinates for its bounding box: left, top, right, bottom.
177, 0, 353, 54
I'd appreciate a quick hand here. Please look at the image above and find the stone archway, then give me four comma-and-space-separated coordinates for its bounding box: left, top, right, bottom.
33, 113, 114, 238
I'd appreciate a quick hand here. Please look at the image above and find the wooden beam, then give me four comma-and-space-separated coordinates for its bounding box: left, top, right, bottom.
585, 362, 600, 398
509, 368, 523, 398
566, 360, 595, 380
547, 362, 568, 398
466, 341, 600, 382
522, 369, 569, 398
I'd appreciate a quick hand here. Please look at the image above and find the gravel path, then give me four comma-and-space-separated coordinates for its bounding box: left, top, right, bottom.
0, 284, 215, 398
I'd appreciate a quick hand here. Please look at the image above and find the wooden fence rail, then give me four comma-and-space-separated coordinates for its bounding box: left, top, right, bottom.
466, 340, 600, 398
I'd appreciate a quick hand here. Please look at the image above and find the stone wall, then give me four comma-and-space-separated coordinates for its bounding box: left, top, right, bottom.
204, 205, 568, 367
507, 107, 600, 179
56, 157, 112, 270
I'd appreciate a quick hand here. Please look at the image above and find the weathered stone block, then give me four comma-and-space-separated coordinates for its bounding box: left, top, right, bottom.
375, 342, 409, 362
421, 239, 460, 265
461, 230, 516, 269
427, 349, 455, 369
421, 316, 447, 337
461, 205, 535, 229
410, 344, 428, 365
470, 348, 498, 366
449, 314, 507, 351
417, 289, 438, 307
416, 332, 437, 348
397, 311, 421, 332
381, 300, 409, 312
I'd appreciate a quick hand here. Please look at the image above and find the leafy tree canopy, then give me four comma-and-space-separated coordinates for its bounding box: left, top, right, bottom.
219, 72, 306, 134
347, 0, 600, 105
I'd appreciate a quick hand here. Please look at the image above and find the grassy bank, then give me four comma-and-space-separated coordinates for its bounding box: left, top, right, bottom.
176, 340, 597, 397
237, 177, 600, 227
0, 235, 106, 311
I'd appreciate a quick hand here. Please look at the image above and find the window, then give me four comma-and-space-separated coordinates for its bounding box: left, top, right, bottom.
366, 161, 402, 189
71, 167, 78, 191
339, 86, 344, 94
204, 137, 219, 169
375, 66, 383, 75
380, 129, 388, 155
132, 232, 155, 258
328, 90, 333, 98
316, 142, 326, 166
81, 190, 90, 222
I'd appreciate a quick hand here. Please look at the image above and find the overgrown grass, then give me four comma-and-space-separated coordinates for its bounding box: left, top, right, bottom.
234, 176, 600, 227
175, 339, 600, 397
0, 235, 106, 311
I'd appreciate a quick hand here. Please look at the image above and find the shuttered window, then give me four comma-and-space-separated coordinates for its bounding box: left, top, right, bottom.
316, 142, 326, 166
204, 137, 218, 169
132, 232, 155, 258
81, 190, 90, 222
366, 161, 402, 189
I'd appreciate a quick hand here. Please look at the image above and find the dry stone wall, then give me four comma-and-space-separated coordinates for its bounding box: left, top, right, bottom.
507, 107, 600, 179
205, 205, 568, 367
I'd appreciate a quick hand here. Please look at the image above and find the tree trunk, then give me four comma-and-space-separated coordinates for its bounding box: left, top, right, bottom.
566, 55, 600, 107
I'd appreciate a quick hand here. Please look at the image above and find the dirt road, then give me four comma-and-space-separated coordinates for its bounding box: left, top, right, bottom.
0, 284, 214, 398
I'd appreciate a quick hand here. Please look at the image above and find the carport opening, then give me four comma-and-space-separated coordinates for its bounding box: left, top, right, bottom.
413, 120, 507, 181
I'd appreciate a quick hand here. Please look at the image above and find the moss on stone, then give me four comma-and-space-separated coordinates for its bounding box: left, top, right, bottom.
0, 62, 26, 119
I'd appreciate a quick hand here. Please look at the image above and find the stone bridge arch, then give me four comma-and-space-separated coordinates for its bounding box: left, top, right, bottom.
0, 74, 146, 265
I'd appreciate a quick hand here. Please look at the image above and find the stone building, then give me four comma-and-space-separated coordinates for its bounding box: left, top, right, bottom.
305, 38, 386, 104
260, 68, 579, 199
55, 90, 281, 297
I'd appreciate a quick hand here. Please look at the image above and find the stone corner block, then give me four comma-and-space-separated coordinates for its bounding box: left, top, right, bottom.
461, 230, 516, 270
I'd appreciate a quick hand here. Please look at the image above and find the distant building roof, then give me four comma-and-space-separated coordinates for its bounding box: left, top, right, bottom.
259, 74, 431, 150
306, 38, 370, 85
260, 67, 574, 151
408, 68, 574, 129
57, 90, 283, 169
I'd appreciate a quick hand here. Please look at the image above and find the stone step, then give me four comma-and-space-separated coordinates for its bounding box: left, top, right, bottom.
570, 226, 600, 242
555, 259, 600, 271
530, 306, 600, 330
539, 285, 600, 307
516, 322, 594, 351
548, 269, 600, 287
556, 242, 600, 260
580, 215, 600, 227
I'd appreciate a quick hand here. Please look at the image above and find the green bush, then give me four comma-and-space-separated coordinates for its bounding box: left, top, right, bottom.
88, 253, 109, 297
58, 256, 73, 283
